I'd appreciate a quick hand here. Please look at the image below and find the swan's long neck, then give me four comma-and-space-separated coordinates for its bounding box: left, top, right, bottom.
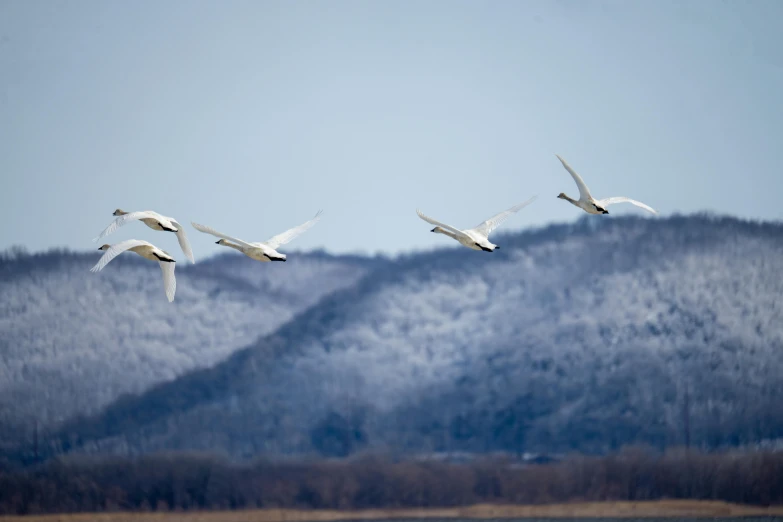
220, 241, 245, 253
433, 227, 458, 240
561, 194, 580, 206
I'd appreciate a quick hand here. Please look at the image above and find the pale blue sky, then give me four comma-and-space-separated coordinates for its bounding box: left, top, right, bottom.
1, 0, 782, 258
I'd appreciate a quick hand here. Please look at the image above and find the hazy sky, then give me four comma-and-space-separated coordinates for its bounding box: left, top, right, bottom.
2, 0, 782, 258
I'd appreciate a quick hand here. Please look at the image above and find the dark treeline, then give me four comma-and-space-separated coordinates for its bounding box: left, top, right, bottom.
1, 447, 783, 515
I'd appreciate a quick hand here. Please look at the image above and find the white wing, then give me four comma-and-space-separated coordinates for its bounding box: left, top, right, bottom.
263, 210, 323, 250
190, 222, 257, 249
598, 196, 658, 215
416, 209, 470, 240
158, 261, 177, 302
90, 239, 152, 272
171, 220, 195, 263
556, 155, 593, 201
92, 211, 163, 242
470, 196, 537, 237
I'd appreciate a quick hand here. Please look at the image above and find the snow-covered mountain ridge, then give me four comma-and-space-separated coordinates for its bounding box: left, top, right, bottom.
36, 214, 783, 460
0, 247, 383, 450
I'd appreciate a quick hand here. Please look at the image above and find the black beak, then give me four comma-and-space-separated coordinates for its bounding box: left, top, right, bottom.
97, 247, 102, 250
430, 228, 437, 233
495, 246, 500, 250
215, 241, 221, 244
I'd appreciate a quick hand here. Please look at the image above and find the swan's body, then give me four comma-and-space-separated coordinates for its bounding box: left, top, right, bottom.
416, 196, 537, 252
91, 240, 177, 302
555, 155, 657, 215
93, 209, 195, 263
191, 210, 323, 262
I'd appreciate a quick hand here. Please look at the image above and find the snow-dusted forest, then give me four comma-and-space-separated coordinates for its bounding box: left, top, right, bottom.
3, 215, 783, 460
0, 248, 382, 451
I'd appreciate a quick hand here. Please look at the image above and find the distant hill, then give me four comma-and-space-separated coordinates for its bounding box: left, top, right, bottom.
0, 247, 384, 451
33, 214, 783, 461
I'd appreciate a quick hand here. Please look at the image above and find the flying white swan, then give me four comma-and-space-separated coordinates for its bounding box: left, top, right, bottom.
416, 196, 537, 252
191, 210, 323, 262
93, 209, 195, 263
555, 155, 657, 215
91, 240, 177, 302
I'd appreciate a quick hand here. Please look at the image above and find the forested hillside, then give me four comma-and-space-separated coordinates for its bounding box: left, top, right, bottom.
0, 248, 383, 451
32, 215, 783, 460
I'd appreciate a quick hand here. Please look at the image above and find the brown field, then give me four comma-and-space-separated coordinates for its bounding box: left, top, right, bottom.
4, 500, 783, 522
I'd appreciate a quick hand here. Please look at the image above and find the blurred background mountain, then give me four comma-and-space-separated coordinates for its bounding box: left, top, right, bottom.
3, 214, 783, 463
0, 247, 384, 453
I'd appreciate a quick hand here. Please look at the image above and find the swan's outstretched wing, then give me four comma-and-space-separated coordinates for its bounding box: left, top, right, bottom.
263, 210, 323, 250
171, 220, 195, 263
92, 211, 162, 242
90, 239, 152, 272
159, 261, 177, 302
556, 155, 593, 201
191, 222, 256, 249
416, 209, 470, 239
471, 196, 537, 237
598, 196, 658, 215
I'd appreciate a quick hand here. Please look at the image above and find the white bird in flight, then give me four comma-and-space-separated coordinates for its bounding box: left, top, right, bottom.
555, 155, 658, 216
191, 210, 323, 262
416, 196, 537, 252
91, 240, 177, 302
93, 209, 195, 263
